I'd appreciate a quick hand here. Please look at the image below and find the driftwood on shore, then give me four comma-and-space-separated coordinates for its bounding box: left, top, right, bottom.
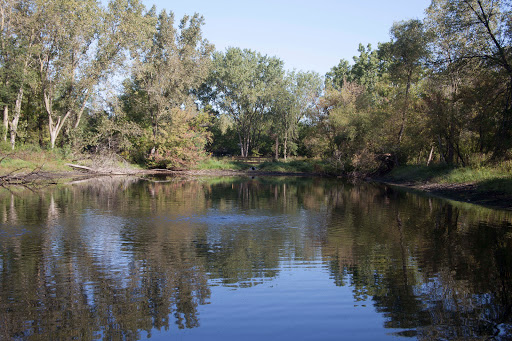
0, 165, 47, 185
65, 163, 128, 175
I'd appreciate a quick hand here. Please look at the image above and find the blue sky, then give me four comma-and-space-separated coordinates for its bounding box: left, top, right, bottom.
141, 0, 432, 75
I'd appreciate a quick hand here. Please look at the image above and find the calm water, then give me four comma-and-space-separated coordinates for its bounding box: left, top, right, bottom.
1, 176, 511, 340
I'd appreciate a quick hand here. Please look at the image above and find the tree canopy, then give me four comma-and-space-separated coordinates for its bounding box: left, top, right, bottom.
1, 0, 512, 172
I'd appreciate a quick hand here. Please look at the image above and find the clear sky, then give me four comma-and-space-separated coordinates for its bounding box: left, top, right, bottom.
140, 0, 432, 75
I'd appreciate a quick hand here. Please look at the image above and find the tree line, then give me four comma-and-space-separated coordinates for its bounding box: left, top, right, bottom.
1, 0, 511, 171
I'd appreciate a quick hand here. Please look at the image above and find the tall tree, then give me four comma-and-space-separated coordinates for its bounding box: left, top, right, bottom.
274, 70, 322, 160
325, 59, 352, 89
37, 0, 150, 149
122, 9, 214, 166
36, 0, 101, 148
380, 19, 430, 163
426, 0, 512, 158
205, 47, 284, 157
325, 44, 381, 94
127, 10, 213, 139
351, 43, 381, 94
0, 0, 38, 149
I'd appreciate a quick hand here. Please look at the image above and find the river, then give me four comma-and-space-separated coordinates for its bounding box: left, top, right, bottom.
0, 176, 511, 340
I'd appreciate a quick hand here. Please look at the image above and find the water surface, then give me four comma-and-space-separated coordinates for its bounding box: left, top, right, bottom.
0, 176, 511, 340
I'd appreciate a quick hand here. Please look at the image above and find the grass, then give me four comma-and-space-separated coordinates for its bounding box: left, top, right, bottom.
194, 157, 334, 174
385, 163, 512, 194
257, 159, 330, 173
0, 144, 72, 175
194, 158, 251, 171
1, 142, 149, 176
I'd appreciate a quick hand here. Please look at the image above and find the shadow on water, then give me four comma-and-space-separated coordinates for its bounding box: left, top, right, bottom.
0, 176, 511, 339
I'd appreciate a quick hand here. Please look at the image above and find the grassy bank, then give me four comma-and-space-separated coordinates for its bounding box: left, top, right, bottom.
381, 164, 512, 209
384, 164, 512, 193
194, 157, 335, 174
0, 144, 72, 175
0, 144, 142, 177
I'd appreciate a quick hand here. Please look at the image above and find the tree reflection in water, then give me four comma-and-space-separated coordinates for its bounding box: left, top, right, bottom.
0, 176, 511, 340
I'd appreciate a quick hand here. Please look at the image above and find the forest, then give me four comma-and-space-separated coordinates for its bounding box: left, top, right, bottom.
1, 0, 512, 174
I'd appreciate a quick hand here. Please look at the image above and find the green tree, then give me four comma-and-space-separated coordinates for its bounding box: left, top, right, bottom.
426, 0, 512, 159
325, 44, 381, 95
325, 58, 352, 89
274, 70, 322, 160
380, 20, 430, 163
205, 47, 285, 157
122, 9, 214, 167
36, 0, 101, 149
0, 0, 39, 149
36, 0, 150, 149
351, 43, 381, 94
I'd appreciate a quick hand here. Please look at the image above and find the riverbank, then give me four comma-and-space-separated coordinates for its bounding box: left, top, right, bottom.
377, 164, 512, 210
2, 151, 512, 210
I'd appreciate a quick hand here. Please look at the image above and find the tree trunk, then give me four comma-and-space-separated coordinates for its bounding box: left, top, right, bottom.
44, 93, 71, 149
244, 136, 250, 157
151, 110, 158, 140
10, 86, 24, 150
73, 90, 90, 129
397, 73, 412, 145
426, 145, 434, 166
239, 134, 250, 158
437, 135, 447, 164
3, 105, 7, 142
274, 135, 279, 161
283, 131, 288, 161
446, 140, 454, 165
238, 132, 245, 157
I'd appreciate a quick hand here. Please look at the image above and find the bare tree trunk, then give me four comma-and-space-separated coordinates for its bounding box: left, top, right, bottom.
73, 90, 90, 129
427, 145, 434, 166
240, 134, 249, 158
44, 93, 71, 149
244, 136, 250, 157
3, 105, 7, 142
10, 86, 23, 150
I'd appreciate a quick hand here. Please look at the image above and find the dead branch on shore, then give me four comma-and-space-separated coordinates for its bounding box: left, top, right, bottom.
0, 165, 47, 185
66, 163, 129, 175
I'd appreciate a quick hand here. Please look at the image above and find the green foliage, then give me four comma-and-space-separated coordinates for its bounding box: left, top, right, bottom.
120, 7, 214, 168
426, 0, 512, 157
326, 44, 382, 97
202, 47, 285, 157
206, 115, 240, 156
143, 109, 211, 169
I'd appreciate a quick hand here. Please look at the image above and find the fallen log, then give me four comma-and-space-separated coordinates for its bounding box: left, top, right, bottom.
66, 163, 97, 172
65, 163, 127, 175
0, 165, 46, 185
